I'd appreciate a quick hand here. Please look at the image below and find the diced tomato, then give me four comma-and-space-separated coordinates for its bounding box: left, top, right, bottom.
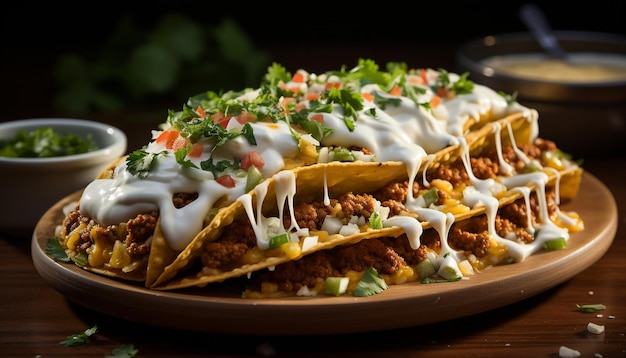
408, 75, 424, 85
436, 86, 450, 99
195, 105, 206, 118
294, 102, 307, 112
211, 112, 231, 128
390, 85, 402, 96
420, 69, 429, 84
310, 113, 325, 123
292, 72, 305, 83
430, 95, 442, 109
240, 151, 265, 170
361, 92, 374, 102
235, 111, 256, 124
306, 92, 320, 101
156, 129, 180, 149
216, 175, 236, 188
324, 82, 341, 90
187, 142, 203, 157
171, 136, 188, 151
280, 97, 296, 114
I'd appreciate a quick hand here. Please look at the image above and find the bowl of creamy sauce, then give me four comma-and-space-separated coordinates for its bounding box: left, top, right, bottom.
456, 31, 626, 157
481, 52, 626, 84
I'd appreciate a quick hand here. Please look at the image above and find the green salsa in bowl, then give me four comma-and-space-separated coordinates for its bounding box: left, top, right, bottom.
0, 118, 127, 235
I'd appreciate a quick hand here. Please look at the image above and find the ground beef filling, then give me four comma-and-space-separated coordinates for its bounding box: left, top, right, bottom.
201, 140, 562, 293
61, 192, 198, 263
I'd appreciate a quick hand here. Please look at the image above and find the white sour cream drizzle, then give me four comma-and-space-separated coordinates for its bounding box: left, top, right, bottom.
78, 65, 573, 272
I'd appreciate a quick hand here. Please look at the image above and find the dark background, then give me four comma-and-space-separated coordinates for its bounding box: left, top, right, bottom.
1, 1, 625, 120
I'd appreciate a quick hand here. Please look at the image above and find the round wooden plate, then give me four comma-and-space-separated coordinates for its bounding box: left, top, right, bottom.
31, 172, 617, 335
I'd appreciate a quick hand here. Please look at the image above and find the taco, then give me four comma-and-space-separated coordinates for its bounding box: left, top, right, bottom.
54, 58, 582, 293
150, 113, 583, 295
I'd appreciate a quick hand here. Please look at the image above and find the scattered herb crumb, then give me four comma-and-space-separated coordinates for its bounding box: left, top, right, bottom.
106, 344, 139, 358
60, 325, 139, 357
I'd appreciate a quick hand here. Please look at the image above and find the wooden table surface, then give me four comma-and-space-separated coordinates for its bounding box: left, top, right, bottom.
1, 114, 625, 357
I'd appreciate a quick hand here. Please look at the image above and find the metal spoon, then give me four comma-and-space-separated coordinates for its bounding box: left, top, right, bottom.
519, 3, 569, 61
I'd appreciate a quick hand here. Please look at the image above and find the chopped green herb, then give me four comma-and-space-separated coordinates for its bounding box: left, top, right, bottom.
106, 344, 139, 358
0, 127, 98, 158
59, 325, 98, 347
352, 266, 388, 297
45, 239, 71, 263
126, 149, 167, 178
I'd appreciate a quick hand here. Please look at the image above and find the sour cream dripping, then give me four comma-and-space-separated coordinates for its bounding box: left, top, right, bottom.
78, 60, 545, 258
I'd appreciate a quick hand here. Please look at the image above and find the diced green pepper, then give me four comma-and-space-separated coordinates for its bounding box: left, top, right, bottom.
543, 237, 567, 250
325, 277, 350, 296
268, 233, 290, 249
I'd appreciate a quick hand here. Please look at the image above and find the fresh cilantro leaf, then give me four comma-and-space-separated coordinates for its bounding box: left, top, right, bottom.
174, 147, 198, 169
59, 325, 98, 347
200, 158, 238, 178
326, 87, 363, 132
126, 149, 167, 178
434, 68, 474, 96
373, 91, 402, 110
106, 344, 139, 358
45, 239, 71, 263
352, 266, 388, 297
450, 71, 474, 95
498, 90, 518, 105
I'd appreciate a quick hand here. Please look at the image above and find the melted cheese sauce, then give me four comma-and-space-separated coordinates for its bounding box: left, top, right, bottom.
482, 53, 626, 83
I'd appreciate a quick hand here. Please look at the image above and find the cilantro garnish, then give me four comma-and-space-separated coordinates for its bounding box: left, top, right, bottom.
326, 87, 363, 131
106, 344, 139, 358
126, 149, 167, 179
498, 91, 518, 105
60, 325, 139, 357
60, 325, 98, 347
373, 91, 402, 110
45, 239, 71, 263
434, 68, 474, 95
0, 128, 97, 158
352, 266, 388, 297
200, 157, 239, 178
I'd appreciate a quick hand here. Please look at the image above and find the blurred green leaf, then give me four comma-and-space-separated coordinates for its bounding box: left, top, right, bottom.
53, 14, 270, 115
125, 44, 179, 96
150, 13, 205, 63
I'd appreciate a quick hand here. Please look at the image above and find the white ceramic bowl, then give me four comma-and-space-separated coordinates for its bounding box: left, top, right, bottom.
456, 31, 626, 158
0, 118, 127, 235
